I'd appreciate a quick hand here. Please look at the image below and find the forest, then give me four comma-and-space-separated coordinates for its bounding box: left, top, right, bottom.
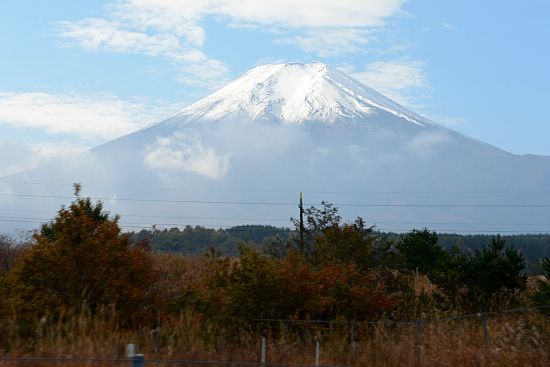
128, 223, 550, 271
0, 191, 549, 366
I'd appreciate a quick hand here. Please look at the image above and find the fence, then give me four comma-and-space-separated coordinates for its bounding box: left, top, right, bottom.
1, 305, 548, 366
255, 304, 550, 352
0, 355, 340, 367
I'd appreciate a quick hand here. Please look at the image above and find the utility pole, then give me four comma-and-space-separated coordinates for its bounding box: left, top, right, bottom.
299, 192, 305, 253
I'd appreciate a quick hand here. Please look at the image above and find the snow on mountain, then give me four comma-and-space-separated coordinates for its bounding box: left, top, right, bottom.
159, 62, 432, 127
2, 62, 550, 235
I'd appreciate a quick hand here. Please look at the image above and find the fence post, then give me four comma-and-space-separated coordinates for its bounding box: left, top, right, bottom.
151, 329, 159, 355
349, 320, 356, 362
285, 320, 290, 340
482, 313, 489, 351
127, 344, 145, 367
127, 344, 135, 358
315, 339, 320, 366
216, 329, 223, 354
261, 335, 267, 367
415, 320, 423, 356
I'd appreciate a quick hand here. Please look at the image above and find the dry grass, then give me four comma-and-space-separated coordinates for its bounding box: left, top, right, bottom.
0, 311, 548, 367
1, 253, 548, 366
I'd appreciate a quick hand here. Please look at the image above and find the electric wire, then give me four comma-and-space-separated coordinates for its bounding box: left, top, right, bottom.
3, 209, 550, 227
3, 179, 550, 195
2, 192, 550, 208
1, 217, 550, 234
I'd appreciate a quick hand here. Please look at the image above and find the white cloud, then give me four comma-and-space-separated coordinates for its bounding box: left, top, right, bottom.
421, 22, 457, 33
211, 0, 405, 28
56, 18, 207, 63
344, 60, 430, 108
277, 28, 370, 57
176, 60, 231, 90
0, 92, 178, 139
427, 115, 466, 127
440, 22, 456, 31
0, 140, 87, 177
144, 133, 230, 179
108, 0, 405, 29
56, 0, 408, 73
108, 1, 207, 44
56, 13, 229, 89
407, 131, 450, 156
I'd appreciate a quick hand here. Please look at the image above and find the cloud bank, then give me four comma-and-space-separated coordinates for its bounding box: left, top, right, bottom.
343, 60, 430, 108
144, 133, 230, 179
55, 0, 408, 88
0, 140, 87, 177
0, 91, 177, 139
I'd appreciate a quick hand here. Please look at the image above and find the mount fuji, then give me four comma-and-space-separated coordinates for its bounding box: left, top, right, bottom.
2, 62, 550, 234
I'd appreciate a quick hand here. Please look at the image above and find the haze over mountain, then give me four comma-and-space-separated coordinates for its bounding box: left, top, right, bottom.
2, 62, 550, 234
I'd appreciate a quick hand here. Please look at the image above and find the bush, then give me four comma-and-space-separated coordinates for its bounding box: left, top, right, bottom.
224, 246, 395, 324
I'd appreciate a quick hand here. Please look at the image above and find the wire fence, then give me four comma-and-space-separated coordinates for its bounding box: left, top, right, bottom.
1, 304, 548, 366
253, 304, 550, 326
0, 357, 341, 367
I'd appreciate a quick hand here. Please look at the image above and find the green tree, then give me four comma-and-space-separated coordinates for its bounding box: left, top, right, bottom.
262, 235, 290, 259
397, 228, 449, 278
312, 219, 392, 271
292, 202, 393, 271
464, 236, 526, 309
291, 201, 341, 255
472, 236, 525, 293
225, 246, 285, 322
530, 257, 550, 314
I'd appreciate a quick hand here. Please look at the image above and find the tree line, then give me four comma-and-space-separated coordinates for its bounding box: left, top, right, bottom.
128, 222, 550, 271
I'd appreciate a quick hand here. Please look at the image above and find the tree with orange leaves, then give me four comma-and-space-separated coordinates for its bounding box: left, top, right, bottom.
11, 184, 154, 325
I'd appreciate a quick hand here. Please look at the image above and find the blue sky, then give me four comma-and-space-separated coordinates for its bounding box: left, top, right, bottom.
1, 0, 549, 176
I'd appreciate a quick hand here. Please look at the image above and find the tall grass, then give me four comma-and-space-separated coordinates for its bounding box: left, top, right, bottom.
1, 253, 548, 366
0, 309, 548, 366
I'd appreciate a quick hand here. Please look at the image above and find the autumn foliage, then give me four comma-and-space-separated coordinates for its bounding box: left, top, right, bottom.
7, 185, 154, 328
0, 192, 547, 365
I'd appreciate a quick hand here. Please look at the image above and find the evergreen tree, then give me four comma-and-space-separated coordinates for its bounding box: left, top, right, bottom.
463, 236, 526, 309
530, 257, 550, 314
397, 228, 449, 278
471, 236, 525, 293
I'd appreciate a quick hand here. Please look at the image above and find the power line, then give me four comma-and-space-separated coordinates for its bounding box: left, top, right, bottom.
0, 208, 291, 221
1, 217, 550, 235
3, 209, 550, 227
0, 193, 295, 206
253, 304, 550, 326
3, 179, 550, 195
370, 220, 550, 226
2, 192, 550, 208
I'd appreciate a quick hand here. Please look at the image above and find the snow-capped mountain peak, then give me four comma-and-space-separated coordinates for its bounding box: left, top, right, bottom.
5, 62, 550, 236
162, 62, 432, 127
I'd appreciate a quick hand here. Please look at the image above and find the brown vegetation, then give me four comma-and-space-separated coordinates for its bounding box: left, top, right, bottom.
0, 194, 549, 366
